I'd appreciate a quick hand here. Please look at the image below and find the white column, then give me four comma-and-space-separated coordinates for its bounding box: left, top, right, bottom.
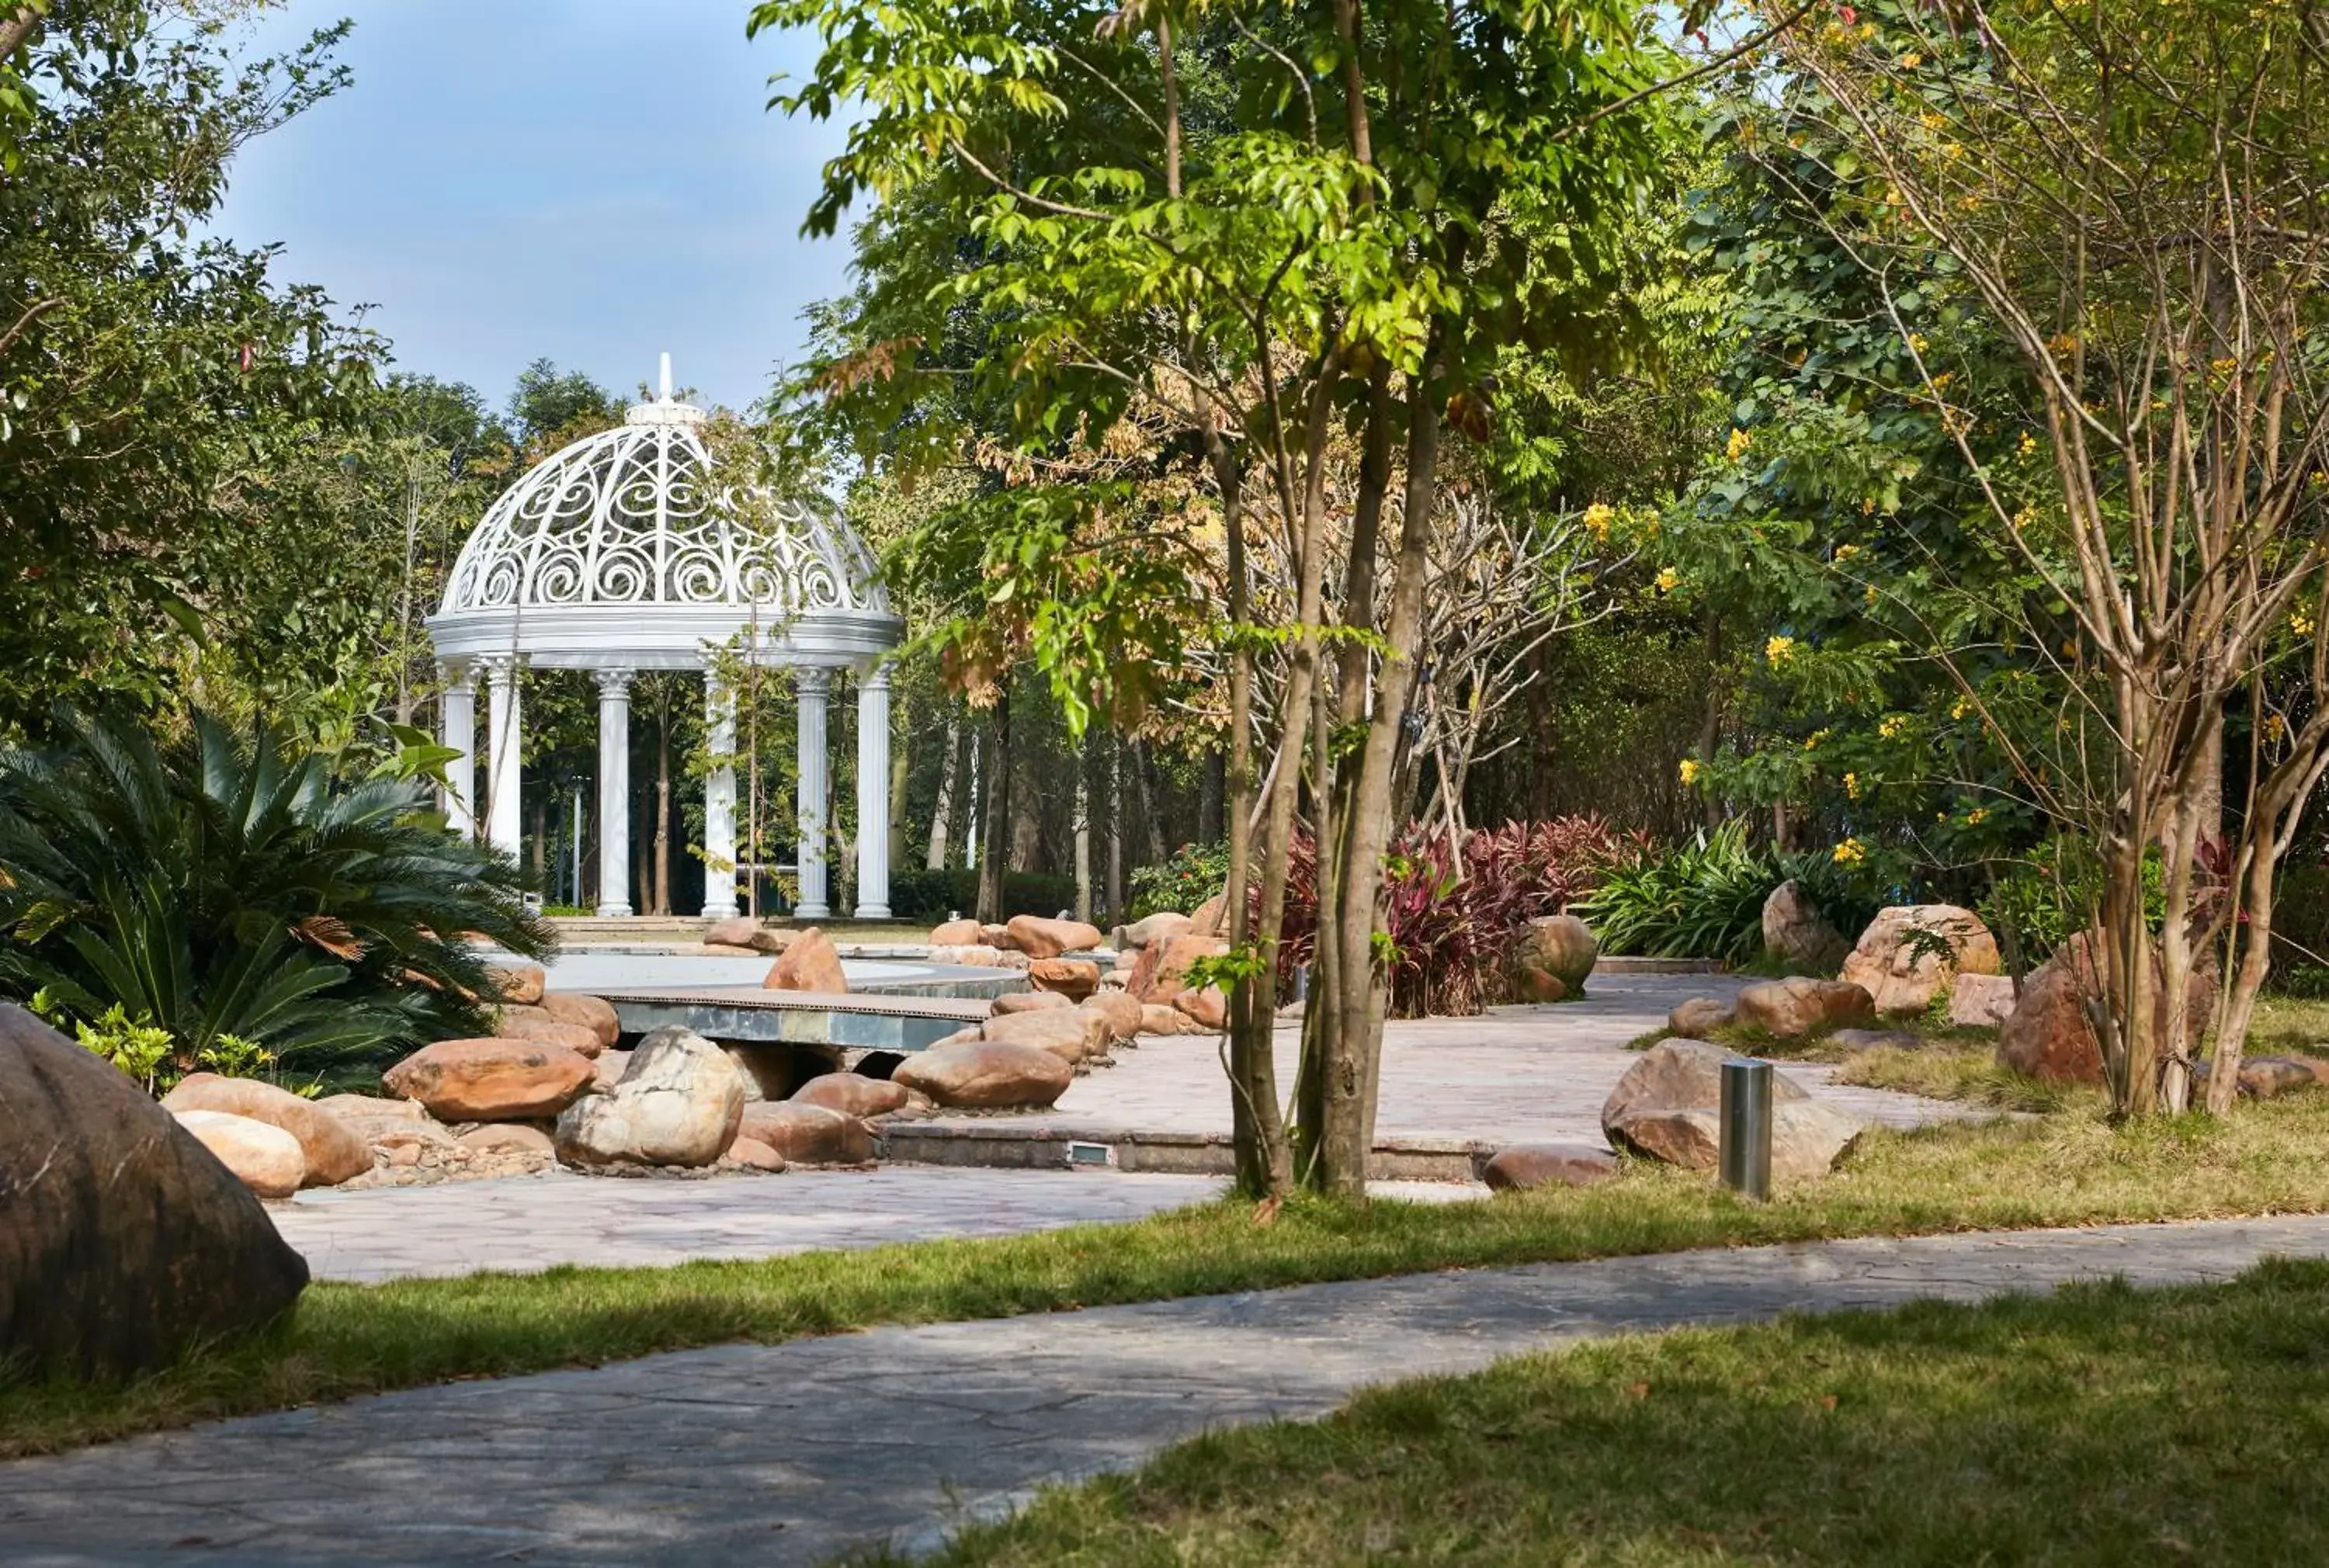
795, 667, 831, 919
593, 668, 633, 918
439, 662, 476, 835
703, 670, 739, 919
482, 654, 524, 862
855, 666, 892, 919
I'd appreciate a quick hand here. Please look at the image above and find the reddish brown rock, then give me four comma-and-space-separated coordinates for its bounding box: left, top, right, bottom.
1839, 905, 2002, 1015
170, 1110, 306, 1199
1517, 914, 1598, 992
1482, 1143, 1619, 1192
485, 963, 547, 1006
1600, 1039, 1862, 1181
382, 1039, 598, 1122
1134, 932, 1227, 1002
1733, 977, 1876, 1039
1080, 990, 1146, 1045
1667, 997, 1737, 1038
894, 1039, 1074, 1109
1947, 973, 2017, 1030
161, 1074, 371, 1188
737, 1101, 874, 1166
705, 918, 792, 954
727, 1136, 787, 1172
980, 922, 1021, 950
1762, 879, 1849, 970
456, 1122, 555, 1157
492, 1008, 606, 1058
790, 1072, 911, 1118
540, 990, 622, 1049
1189, 894, 1227, 936
982, 1005, 1112, 1063
928, 918, 984, 946
1511, 966, 1569, 1003
1006, 914, 1105, 959
764, 926, 849, 993
1119, 911, 1194, 950
992, 990, 1074, 1017
1995, 933, 2213, 1086
1174, 986, 1229, 1031
0, 1008, 309, 1378
1140, 1003, 1197, 1036
929, 943, 1008, 967
1029, 956, 1102, 1001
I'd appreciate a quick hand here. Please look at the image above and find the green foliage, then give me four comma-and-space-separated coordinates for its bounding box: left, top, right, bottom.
1575, 820, 1880, 965
887, 867, 1078, 923
1128, 841, 1230, 920
0, 707, 554, 1081
38, 990, 276, 1096
1979, 838, 2166, 967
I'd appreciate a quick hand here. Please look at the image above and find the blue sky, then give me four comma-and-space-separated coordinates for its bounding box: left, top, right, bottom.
216, 2, 858, 416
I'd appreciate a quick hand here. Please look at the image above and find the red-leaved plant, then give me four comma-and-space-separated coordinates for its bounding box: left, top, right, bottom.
1264, 817, 1630, 1018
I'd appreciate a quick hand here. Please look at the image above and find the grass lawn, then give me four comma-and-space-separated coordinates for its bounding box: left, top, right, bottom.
17, 1085, 2329, 1460
911, 1256, 2329, 1566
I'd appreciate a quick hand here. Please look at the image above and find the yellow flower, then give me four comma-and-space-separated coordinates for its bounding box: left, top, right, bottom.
1843, 771, 1862, 800
1655, 566, 1679, 592
1907, 333, 1929, 355
1898, 50, 1923, 68
2265, 713, 2288, 743
2011, 506, 2036, 531
1582, 501, 1616, 541
2019, 432, 2039, 456
1878, 714, 1907, 739
1966, 807, 1990, 826
1833, 838, 1867, 867
1834, 543, 1863, 564
1727, 428, 1754, 463
1678, 758, 1702, 786
1951, 696, 1972, 720
2294, 609, 2317, 639
1803, 730, 1827, 751
1765, 634, 1797, 668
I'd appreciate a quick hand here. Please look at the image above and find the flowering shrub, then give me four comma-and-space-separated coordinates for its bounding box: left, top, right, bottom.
1129, 840, 1232, 918
1266, 817, 1629, 1018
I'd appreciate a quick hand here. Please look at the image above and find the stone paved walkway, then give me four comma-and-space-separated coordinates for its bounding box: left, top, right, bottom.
11, 1213, 2329, 1567
275, 1168, 1473, 1285
920, 973, 1968, 1149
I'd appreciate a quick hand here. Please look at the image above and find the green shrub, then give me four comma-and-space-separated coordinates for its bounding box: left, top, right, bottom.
1573, 820, 1880, 965
1128, 841, 1230, 919
0, 706, 554, 1083
886, 866, 1080, 921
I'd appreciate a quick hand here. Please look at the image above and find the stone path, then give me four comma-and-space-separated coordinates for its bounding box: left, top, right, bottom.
12, 1213, 2329, 1567
916, 973, 1969, 1150
275, 1168, 1473, 1285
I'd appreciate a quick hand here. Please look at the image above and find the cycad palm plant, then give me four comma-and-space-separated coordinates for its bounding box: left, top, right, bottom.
0, 707, 553, 1081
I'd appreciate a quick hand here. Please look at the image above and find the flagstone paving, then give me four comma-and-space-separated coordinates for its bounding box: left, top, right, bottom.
11, 1213, 2329, 1567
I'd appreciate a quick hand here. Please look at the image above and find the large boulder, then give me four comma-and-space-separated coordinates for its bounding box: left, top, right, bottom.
457, 1123, 556, 1157
169, 1110, 307, 1199
1667, 996, 1737, 1038
1762, 880, 1849, 971
1515, 914, 1598, 995
928, 918, 984, 946
1079, 990, 1146, 1046
1995, 932, 2213, 1086
1600, 1039, 1863, 1181
1947, 973, 2018, 1030
1028, 956, 1102, 1001
1133, 931, 1226, 1002
540, 990, 623, 1049
1006, 914, 1105, 959
1482, 1143, 1618, 1192
705, 918, 791, 955
0, 1006, 310, 1378
1118, 911, 1194, 951
491, 1007, 606, 1058
992, 990, 1074, 1017
1733, 977, 1876, 1039
894, 1039, 1075, 1108
1189, 893, 1227, 936
485, 963, 547, 1006
1838, 904, 2002, 1015
1140, 1003, 1199, 1036
981, 1004, 1113, 1063
736, 1101, 875, 1166
554, 1026, 745, 1168
929, 943, 1009, 968
791, 1072, 910, 1118
764, 926, 849, 992
383, 1038, 597, 1121
1174, 986, 1229, 1031
161, 1074, 371, 1188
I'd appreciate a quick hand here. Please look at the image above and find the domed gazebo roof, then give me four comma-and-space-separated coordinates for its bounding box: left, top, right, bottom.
426, 364, 899, 671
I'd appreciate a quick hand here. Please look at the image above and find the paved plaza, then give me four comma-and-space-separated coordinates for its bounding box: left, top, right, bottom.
10, 1214, 2329, 1566
916, 973, 1966, 1148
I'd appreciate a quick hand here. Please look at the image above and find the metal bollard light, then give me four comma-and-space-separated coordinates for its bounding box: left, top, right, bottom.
1719, 1056, 1774, 1201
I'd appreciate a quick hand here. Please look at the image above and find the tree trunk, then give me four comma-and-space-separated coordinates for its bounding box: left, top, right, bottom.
653, 711, 672, 917
975, 692, 1011, 922
1698, 606, 1723, 830
1107, 738, 1124, 924
1135, 741, 1167, 862
927, 714, 962, 870
1073, 733, 1092, 923
1197, 750, 1224, 845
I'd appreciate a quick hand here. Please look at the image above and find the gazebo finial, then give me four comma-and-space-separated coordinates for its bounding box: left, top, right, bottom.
658, 351, 673, 401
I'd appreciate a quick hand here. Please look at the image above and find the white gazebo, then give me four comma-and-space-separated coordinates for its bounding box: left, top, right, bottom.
425, 356, 904, 920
